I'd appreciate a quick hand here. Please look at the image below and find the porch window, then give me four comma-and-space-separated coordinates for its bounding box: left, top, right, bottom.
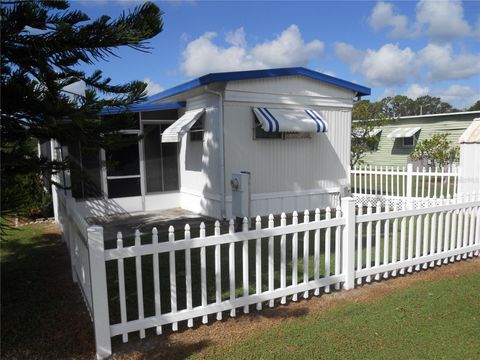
144, 124, 179, 193
105, 134, 141, 198
67, 141, 102, 199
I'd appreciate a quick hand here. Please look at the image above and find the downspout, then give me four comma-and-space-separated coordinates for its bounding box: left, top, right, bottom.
204, 85, 226, 219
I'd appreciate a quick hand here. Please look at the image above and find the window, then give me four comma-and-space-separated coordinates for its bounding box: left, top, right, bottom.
253, 118, 282, 139
190, 115, 204, 142
403, 136, 415, 147
105, 134, 141, 198
143, 124, 179, 193
253, 119, 311, 139
66, 141, 102, 199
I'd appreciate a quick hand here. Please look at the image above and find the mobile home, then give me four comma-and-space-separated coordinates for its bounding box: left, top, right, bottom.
361, 111, 480, 167
57, 67, 370, 219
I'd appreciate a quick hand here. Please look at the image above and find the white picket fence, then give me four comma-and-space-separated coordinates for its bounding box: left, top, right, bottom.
66, 193, 480, 358
56, 188, 95, 317
351, 164, 459, 208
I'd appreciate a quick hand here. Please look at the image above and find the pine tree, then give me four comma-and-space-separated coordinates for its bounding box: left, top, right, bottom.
1, 0, 163, 222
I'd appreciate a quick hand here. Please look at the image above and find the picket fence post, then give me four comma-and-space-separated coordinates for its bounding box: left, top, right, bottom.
87, 225, 112, 359
406, 163, 414, 209
342, 197, 356, 290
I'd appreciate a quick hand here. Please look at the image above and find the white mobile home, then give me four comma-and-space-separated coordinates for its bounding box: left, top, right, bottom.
59, 67, 370, 219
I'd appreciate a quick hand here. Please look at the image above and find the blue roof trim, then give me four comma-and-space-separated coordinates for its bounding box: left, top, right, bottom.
146, 67, 371, 104
99, 101, 186, 115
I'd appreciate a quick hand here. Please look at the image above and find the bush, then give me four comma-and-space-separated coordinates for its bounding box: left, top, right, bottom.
2, 173, 53, 220
410, 133, 459, 168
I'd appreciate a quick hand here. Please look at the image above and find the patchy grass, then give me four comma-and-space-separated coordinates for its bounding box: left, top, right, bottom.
1, 224, 95, 359
195, 268, 480, 359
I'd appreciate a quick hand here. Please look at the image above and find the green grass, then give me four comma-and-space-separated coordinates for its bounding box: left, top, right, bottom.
352, 174, 457, 198
1, 224, 94, 359
191, 269, 480, 359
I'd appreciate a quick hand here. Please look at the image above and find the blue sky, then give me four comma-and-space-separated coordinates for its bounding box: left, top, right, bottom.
69, 0, 480, 109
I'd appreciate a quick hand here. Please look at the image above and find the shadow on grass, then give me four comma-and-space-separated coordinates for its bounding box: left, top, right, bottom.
111, 297, 312, 358
1, 226, 95, 359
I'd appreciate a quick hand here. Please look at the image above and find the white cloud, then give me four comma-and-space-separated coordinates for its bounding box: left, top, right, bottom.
418, 44, 480, 81
335, 41, 480, 86
363, 44, 416, 86
433, 85, 479, 109
368, 1, 413, 38
335, 42, 416, 86
404, 83, 430, 99
225, 27, 247, 48
62, 81, 86, 97
181, 25, 324, 77
333, 42, 363, 72
143, 78, 163, 95
416, 0, 471, 42
250, 25, 324, 68
368, 0, 475, 42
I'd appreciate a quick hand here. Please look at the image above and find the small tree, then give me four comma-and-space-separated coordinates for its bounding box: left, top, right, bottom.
410, 133, 459, 168
351, 100, 392, 166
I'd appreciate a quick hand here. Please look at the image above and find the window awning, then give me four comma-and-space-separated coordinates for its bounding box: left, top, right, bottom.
253, 107, 328, 133
161, 108, 205, 143
387, 127, 421, 138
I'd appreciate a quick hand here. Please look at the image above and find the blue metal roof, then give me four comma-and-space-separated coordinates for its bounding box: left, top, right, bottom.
99, 101, 185, 115
146, 67, 371, 104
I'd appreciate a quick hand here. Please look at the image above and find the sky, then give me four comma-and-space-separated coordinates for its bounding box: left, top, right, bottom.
68, 0, 480, 109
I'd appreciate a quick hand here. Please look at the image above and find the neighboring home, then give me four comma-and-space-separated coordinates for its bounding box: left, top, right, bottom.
458, 118, 480, 194
360, 111, 480, 167
53, 67, 370, 219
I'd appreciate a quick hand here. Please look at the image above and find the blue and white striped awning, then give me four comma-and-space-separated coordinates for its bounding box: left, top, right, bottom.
253, 107, 328, 133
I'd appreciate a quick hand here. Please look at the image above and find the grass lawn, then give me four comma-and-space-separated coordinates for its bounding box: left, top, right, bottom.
112, 258, 480, 359
193, 268, 480, 359
1, 223, 95, 359
351, 174, 457, 198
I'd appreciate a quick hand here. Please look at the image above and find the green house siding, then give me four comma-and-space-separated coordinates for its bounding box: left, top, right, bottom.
362, 112, 480, 167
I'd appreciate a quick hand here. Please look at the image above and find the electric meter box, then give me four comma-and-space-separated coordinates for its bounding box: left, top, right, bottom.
231, 171, 251, 219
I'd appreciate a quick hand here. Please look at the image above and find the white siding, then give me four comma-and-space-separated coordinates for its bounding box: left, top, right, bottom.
179, 94, 223, 217
223, 101, 351, 216
224, 75, 355, 108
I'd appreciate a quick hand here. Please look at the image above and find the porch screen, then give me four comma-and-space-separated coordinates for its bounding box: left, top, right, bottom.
144, 124, 179, 193
106, 134, 141, 198
66, 141, 102, 199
